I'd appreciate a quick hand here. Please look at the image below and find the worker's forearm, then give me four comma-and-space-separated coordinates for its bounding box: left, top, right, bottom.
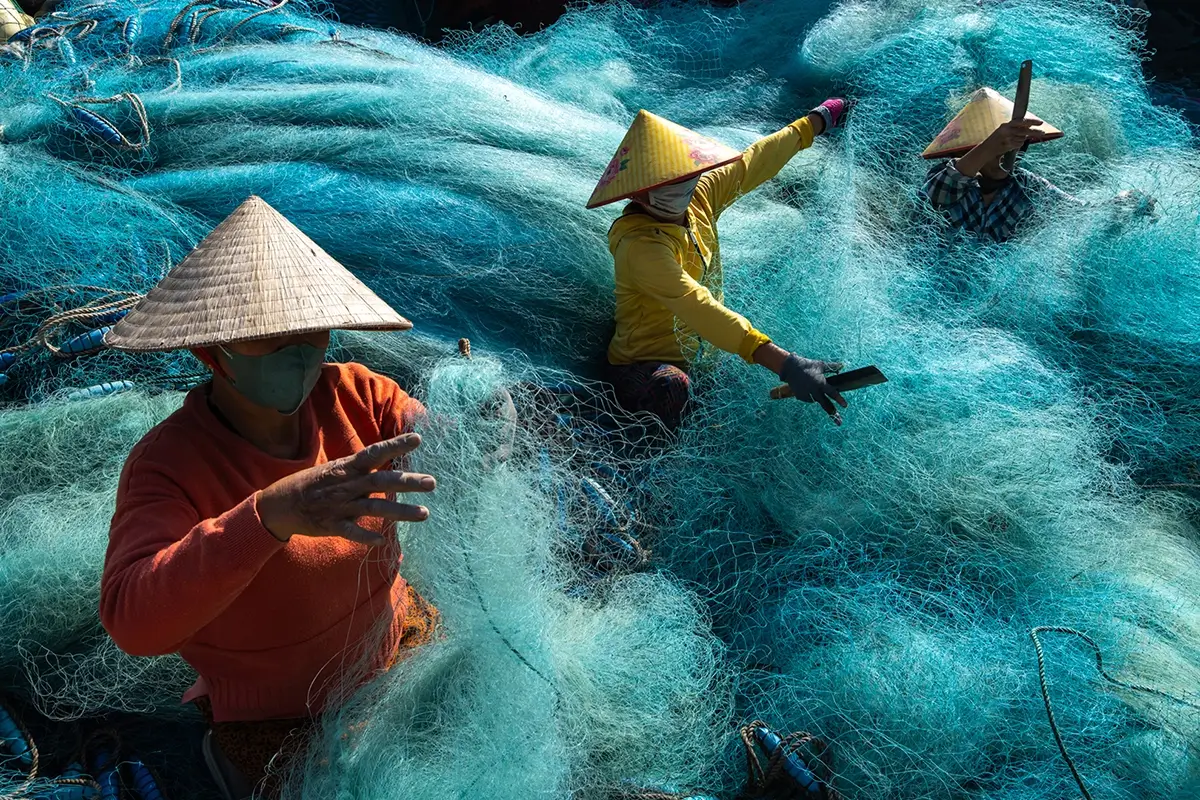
753, 342, 789, 375
101, 495, 283, 655
953, 142, 998, 178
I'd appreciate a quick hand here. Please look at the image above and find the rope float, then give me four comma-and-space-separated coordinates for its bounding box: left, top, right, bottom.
0, 290, 140, 360
127, 759, 167, 800
66, 380, 136, 401
0, 287, 210, 396
120, 14, 141, 53
0, 699, 37, 779
53, 763, 101, 799
58, 326, 113, 356
86, 735, 119, 800
738, 721, 837, 800
48, 92, 151, 151
0, 699, 109, 799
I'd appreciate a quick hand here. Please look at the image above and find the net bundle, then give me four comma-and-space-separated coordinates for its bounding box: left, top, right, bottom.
1, 1, 1198, 798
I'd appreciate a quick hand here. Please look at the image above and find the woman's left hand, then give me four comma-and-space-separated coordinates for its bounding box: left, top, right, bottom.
808, 98, 852, 136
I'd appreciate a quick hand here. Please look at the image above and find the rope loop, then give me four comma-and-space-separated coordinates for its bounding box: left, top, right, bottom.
1, 289, 143, 358
736, 720, 838, 800
1030, 625, 1200, 800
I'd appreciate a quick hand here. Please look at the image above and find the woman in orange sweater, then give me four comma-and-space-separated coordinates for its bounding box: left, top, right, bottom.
100, 196, 437, 799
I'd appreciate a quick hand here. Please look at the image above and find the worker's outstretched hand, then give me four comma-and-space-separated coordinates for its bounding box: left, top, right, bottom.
779, 354, 848, 426
257, 434, 435, 546
809, 98, 852, 136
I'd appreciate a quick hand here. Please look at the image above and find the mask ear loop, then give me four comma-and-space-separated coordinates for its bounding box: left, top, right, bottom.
192, 347, 232, 382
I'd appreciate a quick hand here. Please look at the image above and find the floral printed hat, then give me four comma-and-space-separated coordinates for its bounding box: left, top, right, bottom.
586, 110, 743, 209
923, 87, 1062, 160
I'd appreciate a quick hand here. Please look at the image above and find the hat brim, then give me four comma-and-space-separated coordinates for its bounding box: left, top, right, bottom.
585, 155, 743, 210
103, 318, 413, 353
922, 130, 1064, 160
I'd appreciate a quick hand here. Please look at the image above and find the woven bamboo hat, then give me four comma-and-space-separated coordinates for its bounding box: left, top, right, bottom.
105, 196, 411, 352
922, 87, 1062, 160
587, 110, 742, 209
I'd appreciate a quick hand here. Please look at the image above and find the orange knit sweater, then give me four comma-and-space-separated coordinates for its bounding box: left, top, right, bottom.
100, 362, 425, 723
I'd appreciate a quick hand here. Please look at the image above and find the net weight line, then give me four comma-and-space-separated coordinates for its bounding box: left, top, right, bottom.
1031, 625, 1200, 800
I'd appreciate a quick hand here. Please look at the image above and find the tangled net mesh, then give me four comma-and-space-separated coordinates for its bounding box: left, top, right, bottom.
1, 0, 1199, 798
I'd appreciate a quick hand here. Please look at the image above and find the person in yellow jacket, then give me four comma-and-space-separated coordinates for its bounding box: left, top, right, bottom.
588, 100, 851, 429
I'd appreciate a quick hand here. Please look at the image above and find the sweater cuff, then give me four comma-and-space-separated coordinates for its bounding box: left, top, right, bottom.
786, 117, 816, 150
738, 327, 773, 364
218, 492, 287, 567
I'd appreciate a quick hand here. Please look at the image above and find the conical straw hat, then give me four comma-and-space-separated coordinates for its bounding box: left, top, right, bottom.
922, 87, 1062, 160
105, 196, 411, 352
587, 110, 742, 209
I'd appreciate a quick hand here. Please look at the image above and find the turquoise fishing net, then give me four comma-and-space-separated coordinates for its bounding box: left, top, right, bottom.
1, 0, 1199, 798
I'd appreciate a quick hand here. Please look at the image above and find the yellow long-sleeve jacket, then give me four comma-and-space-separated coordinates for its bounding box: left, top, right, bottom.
606, 116, 817, 367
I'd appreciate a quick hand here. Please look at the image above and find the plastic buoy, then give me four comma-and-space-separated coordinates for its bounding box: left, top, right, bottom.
66, 381, 135, 401
60, 327, 112, 355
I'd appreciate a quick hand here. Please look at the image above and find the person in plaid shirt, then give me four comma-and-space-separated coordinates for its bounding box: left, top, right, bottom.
922, 116, 1084, 243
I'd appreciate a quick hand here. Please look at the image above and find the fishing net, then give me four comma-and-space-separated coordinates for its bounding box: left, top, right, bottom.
1, 0, 1199, 798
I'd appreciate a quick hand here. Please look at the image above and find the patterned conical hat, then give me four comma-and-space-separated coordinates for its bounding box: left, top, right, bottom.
587, 110, 742, 209
922, 87, 1062, 159
105, 196, 411, 352
0, 0, 33, 43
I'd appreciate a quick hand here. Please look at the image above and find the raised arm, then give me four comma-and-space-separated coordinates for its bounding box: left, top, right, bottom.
694, 99, 847, 218
693, 118, 818, 219
928, 118, 1047, 209
1019, 170, 1085, 207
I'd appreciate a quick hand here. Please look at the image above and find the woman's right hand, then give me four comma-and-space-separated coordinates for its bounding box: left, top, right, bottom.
983, 117, 1042, 157
956, 118, 1044, 178
257, 434, 435, 546
779, 353, 848, 425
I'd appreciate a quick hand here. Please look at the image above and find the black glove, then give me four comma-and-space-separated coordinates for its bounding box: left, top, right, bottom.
779, 354, 848, 425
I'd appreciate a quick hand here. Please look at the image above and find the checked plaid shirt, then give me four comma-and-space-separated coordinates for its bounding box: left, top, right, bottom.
923, 159, 1082, 243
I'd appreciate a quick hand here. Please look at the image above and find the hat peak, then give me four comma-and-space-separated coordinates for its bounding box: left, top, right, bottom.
586, 110, 743, 209
105, 195, 411, 351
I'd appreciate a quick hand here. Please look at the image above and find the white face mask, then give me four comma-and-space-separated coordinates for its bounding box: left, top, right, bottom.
646, 175, 701, 218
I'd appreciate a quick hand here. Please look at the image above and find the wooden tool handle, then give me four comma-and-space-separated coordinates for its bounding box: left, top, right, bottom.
1002, 59, 1033, 173
1012, 59, 1033, 121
